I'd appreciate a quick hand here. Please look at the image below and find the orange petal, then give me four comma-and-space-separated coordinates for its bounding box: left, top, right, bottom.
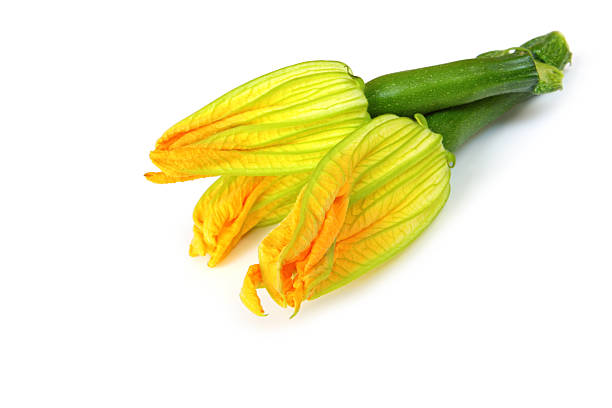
239, 265, 267, 317
144, 172, 207, 184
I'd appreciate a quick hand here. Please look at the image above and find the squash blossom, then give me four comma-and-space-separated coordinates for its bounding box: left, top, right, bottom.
146, 61, 370, 183
190, 173, 309, 266
240, 115, 453, 316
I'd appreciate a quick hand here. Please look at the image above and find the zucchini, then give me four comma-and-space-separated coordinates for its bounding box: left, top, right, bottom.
364, 47, 563, 118
425, 31, 572, 152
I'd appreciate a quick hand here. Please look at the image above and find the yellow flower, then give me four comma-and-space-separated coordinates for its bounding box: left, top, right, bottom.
189, 173, 309, 266
240, 115, 453, 316
146, 61, 369, 183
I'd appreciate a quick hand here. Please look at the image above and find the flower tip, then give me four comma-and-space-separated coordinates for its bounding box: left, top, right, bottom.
144, 172, 163, 183
240, 264, 267, 316
189, 229, 207, 257
145, 171, 206, 184
241, 295, 267, 317
289, 304, 302, 319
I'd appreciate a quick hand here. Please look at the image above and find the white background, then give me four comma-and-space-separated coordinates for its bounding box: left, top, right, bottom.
1, 1, 611, 407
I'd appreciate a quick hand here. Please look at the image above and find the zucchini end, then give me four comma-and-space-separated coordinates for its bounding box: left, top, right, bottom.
533, 60, 564, 94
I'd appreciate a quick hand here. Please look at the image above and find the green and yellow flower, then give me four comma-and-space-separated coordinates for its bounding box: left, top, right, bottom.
146, 61, 369, 182
241, 114, 453, 316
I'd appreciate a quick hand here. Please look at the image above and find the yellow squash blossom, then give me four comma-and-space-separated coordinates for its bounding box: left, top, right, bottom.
189, 173, 309, 266
240, 114, 453, 316
146, 61, 369, 183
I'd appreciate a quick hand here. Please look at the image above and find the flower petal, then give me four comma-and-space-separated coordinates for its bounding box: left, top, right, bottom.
190, 173, 309, 266
239, 265, 267, 317
144, 172, 207, 184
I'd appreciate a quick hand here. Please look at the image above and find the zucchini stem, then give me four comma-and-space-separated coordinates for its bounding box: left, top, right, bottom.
424, 31, 571, 152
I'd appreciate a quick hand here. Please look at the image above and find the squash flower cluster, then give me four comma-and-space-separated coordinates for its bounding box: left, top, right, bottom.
145, 61, 453, 316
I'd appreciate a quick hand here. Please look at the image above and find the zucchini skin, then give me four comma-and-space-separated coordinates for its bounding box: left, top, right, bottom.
425, 93, 531, 152
522, 31, 572, 70
365, 54, 539, 118
426, 31, 571, 152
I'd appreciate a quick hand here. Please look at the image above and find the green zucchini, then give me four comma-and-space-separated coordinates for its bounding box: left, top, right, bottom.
425, 31, 571, 152
364, 48, 563, 118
